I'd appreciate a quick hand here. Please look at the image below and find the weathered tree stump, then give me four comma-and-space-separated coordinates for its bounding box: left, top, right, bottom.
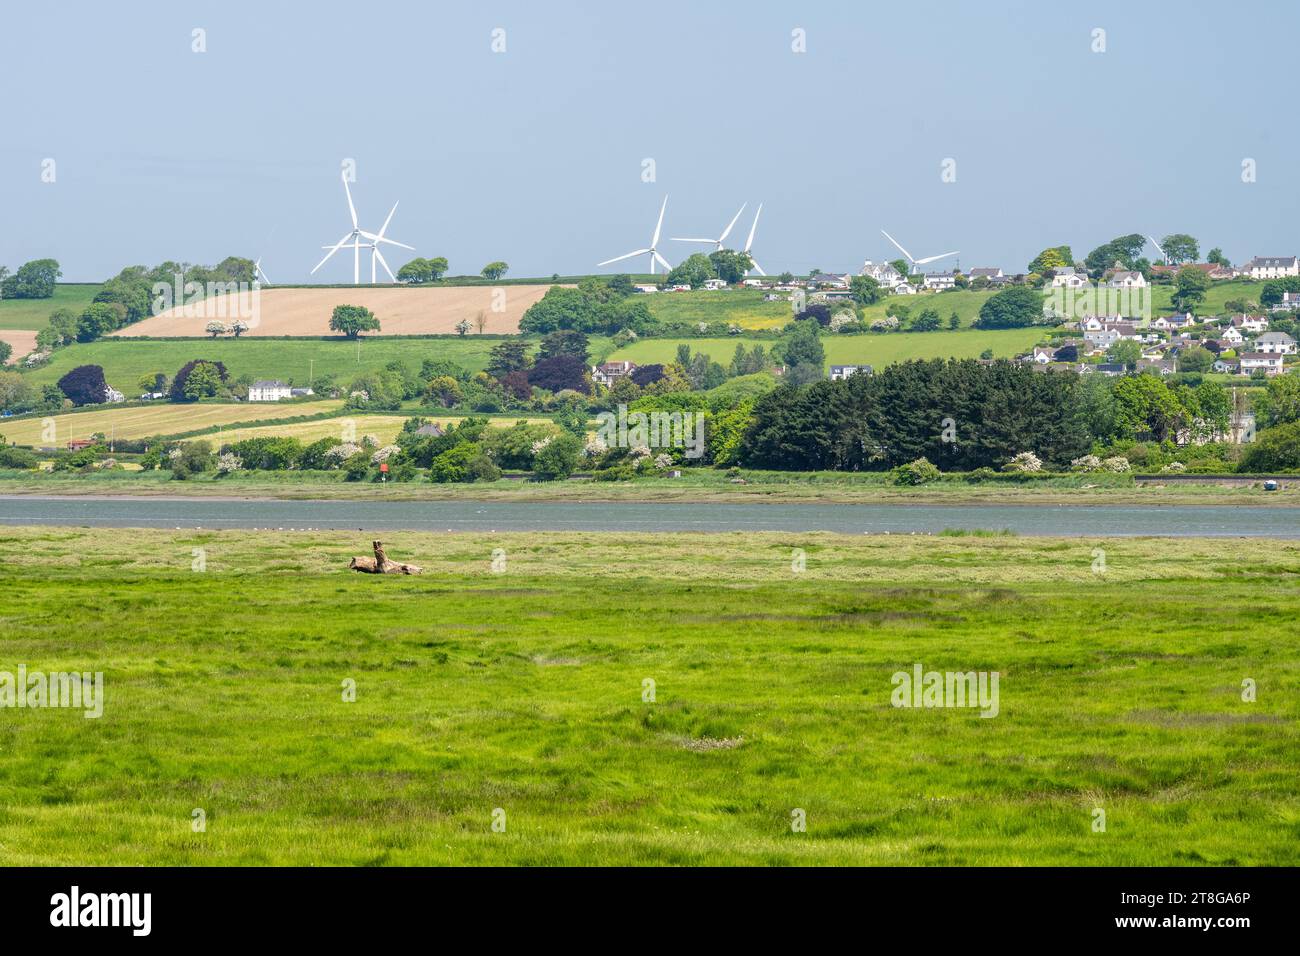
349, 540, 423, 575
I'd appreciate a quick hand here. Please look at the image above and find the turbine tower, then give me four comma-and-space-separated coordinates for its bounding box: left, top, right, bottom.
671, 203, 747, 252
881, 229, 959, 274
743, 203, 765, 276
598, 196, 672, 275
312, 171, 413, 284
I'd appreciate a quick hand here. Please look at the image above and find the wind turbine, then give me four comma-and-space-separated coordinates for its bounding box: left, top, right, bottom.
312, 171, 413, 284
253, 256, 272, 286
743, 203, 765, 276
671, 202, 746, 251
1146, 235, 1167, 265
598, 196, 671, 275
880, 229, 959, 274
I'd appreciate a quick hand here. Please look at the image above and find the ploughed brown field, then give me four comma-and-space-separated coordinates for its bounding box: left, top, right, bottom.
110, 285, 558, 337
0, 329, 39, 364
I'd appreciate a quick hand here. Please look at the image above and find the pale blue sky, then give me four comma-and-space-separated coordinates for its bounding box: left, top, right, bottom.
2, 0, 1297, 281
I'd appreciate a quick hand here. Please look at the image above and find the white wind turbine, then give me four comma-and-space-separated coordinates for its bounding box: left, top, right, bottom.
743, 203, 765, 275
312, 171, 414, 284
881, 229, 959, 274
671, 202, 747, 252
1146, 235, 1167, 265
598, 196, 671, 275
253, 256, 272, 286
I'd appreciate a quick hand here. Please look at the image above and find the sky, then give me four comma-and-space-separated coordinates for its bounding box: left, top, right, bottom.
2, 0, 1299, 282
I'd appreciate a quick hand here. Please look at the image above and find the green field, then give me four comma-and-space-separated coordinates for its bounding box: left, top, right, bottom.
645, 288, 790, 329
0, 527, 1296, 865
608, 328, 1045, 368
0, 284, 103, 331
21, 336, 548, 390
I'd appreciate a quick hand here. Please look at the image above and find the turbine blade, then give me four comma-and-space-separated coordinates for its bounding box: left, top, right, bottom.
654, 250, 671, 272
915, 251, 959, 264
651, 195, 668, 247
342, 172, 358, 228
311, 232, 354, 274
751, 260, 766, 276
718, 203, 747, 244
377, 202, 398, 239
361, 232, 415, 251
881, 229, 914, 263
670, 238, 717, 244
257, 264, 272, 285
374, 247, 396, 282
745, 203, 762, 252
598, 249, 649, 266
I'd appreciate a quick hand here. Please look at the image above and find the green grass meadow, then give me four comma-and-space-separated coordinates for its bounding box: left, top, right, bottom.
0, 284, 103, 331
1, 527, 1297, 865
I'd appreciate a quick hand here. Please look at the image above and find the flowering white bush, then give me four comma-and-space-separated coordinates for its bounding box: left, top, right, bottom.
361, 434, 380, 449
324, 443, 361, 464
629, 444, 651, 459
869, 316, 900, 332
1005, 451, 1043, 473
653, 453, 673, 470
531, 435, 554, 455
1070, 454, 1102, 472
215, 452, 243, 474
1161, 461, 1186, 473
829, 311, 857, 332
584, 436, 607, 458
370, 445, 400, 464
167, 447, 183, 462
1103, 456, 1131, 473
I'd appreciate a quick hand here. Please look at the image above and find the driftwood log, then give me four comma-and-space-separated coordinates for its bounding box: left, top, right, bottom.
349, 540, 423, 575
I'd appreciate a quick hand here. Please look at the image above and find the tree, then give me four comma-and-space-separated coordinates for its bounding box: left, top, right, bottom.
538, 329, 589, 363
76, 303, 124, 342
396, 258, 432, 284
57, 365, 109, 406
487, 341, 532, 379
665, 253, 716, 289
454, 318, 470, 336
630, 364, 666, 388
182, 361, 223, 400
1172, 266, 1211, 311
708, 250, 753, 284
1240, 420, 1300, 472
1177, 345, 1215, 373
329, 304, 380, 338
1084, 235, 1145, 278
947, 312, 960, 330
778, 272, 795, 284
528, 354, 589, 393
910, 308, 941, 332
0, 341, 9, 365
170, 359, 230, 402
889, 259, 910, 279
1159, 234, 1199, 265
783, 318, 824, 375
850, 274, 882, 305
975, 285, 1042, 329
1107, 340, 1142, 370
0, 258, 61, 299
481, 261, 509, 280
1206, 248, 1230, 267
533, 432, 582, 480
206, 320, 226, 338
1257, 374, 1300, 427
1027, 246, 1073, 275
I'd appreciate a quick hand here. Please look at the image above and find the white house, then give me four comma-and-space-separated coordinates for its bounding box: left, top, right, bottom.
248, 380, 293, 402
1277, 291, 1300, 310
1220, 327, 1245, 345
922, 271, 957, 291
104, 385, 125, 403
859, 260, 904, 286
1254, 331, 1297, 355
702, 278, 728, 291
967, 267, 1004, 282
592, 360, 637, 388
1244, 256, 1300, 279
828, 365, 872, 381
1230, 314, 1270, 333
1050, 267, 1089, 289
1107, 270, 1147, 289
1239, 352, 1285, 376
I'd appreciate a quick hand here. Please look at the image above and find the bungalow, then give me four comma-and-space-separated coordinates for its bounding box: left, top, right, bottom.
591, 360, 638, 388
1220, 327, 1245, 345
828, 364, 872, 381
922, 271, 957, 291
967, 267, 1003, 282
1136, 358, 1176, 376
1030, 346, 1056, 364
290, 387, 315, 398
1050, 266, 1089, 289
1107, 270, 1148, 289
1239, 352, 1286, 376
1254, 331, 1297, 355
248, 380, 292, 402
1150, 313, 1194, 331
1243, 256, 1300, 280
1230, 314, 1269, 333
1213, 358, 1240, 374
807, 272, 850, 290
1095, 363, 1127, 376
